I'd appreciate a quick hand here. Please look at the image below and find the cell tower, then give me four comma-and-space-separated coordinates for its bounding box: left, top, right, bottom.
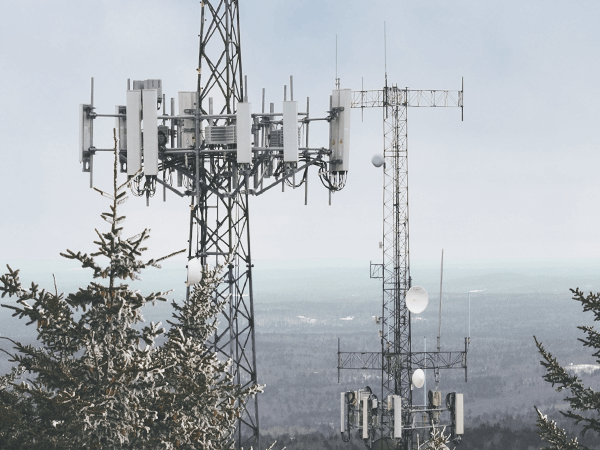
337, 80, 467, 448
78, 2, 352, 448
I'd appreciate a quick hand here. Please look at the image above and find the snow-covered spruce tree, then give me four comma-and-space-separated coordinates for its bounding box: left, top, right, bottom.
0, 365, 36, 449
417, 427, 451, 450
534, 288, 600, 450
0, 135, 261, 449
148, 265, 263, 450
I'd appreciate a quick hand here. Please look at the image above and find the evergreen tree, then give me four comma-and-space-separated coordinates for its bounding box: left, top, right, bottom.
0, 136, 261, 449
418, 427, 451, 450
148, 264, 263, 450
534, 288, 600, 450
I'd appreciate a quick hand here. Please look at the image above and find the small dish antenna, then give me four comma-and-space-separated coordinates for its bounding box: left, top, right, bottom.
406, 286, 428, 314
186, 258, 202, 286
412, 369, 425, 389
371, 153, 384, 168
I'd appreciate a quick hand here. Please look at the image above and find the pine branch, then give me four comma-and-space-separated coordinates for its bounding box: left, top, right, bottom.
535, 406, 589, 450
534, 336, 581, 391
577, 325, 600, 359
147, 248, 186, 269
93, 187, 115, 201
0, 265, 24, 298
572, 288, 600, 322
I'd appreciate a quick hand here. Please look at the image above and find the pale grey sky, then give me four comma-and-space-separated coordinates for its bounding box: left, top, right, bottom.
0, 0, 598, 266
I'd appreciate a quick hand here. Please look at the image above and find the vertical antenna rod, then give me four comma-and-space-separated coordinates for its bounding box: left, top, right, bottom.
438, 249, 444, 351
335, 35, 340, 89
384, 22, 388, 87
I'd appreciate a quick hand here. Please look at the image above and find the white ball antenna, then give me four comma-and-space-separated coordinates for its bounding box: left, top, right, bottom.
412, 369, 425, 389
406, 286, 429, 314
186, 258, 202, 286
371, 153, 384, 168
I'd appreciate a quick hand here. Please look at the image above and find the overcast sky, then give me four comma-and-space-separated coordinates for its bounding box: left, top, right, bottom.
0, 0, 598, 267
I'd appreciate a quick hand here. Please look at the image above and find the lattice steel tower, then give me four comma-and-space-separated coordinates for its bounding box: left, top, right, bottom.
78, 2, 352, 449
195, 3, 256, 448
338, 81, 467, 450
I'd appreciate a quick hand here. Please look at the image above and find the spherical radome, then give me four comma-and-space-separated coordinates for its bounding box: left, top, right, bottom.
371, 153, 384, 167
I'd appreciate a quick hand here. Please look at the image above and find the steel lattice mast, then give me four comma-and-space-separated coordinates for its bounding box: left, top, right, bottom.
194, 2, 258, 448
338, 85, 466, 449
78, 2, 353, 448
198, 0, 243, 112
382, 87, 411, 406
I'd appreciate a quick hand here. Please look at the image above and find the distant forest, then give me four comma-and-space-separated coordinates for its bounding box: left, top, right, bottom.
261, 422, 544, 450
263, 417, 600, 450
2, 263, 600, 448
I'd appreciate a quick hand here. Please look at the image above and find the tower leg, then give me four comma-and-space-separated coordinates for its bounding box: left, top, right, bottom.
192, 158, 259, 449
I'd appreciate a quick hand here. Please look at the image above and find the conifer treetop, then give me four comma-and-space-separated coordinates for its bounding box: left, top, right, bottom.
0, 131, 192, 449
534, 288, 600, 450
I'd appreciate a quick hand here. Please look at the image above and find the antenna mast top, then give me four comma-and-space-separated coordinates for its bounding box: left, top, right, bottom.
384, 22, 388, 88
197, 0, 243, 114
335, 35, 340, 89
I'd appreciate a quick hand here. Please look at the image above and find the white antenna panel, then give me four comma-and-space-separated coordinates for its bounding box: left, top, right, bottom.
178, 92, 197, 148
406, 286, 429, 314
362, 396, 369, 439
126, 90, 142, 175
282, 101, 298, 162
340, 392, 347, 433
78, 103, 92, 164
187, 258, 202, 286
236, 102, 252, 164
330, 88, 352, 173
115, 105, 126, 151
142, 89, 158, 176
455, 393, 464, 435
393, 395, 402, 438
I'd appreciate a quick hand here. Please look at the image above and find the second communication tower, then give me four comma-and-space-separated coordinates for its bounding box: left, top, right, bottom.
338, 80, 468, 449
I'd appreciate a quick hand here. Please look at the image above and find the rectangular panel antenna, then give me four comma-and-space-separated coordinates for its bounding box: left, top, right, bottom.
330, 89, 352, 173
362, 396, 369, 439
142, 89, 159, 176
455, 393, 464, 435
236, 102, 252, 164
115, 105, 127, 172
340, 393, 347, 433
126, 90, 142, 175
115, 105, 127, 151
282, 101, 298, 163
79, 103, 92, 166
393, 395, 402, 438
178, 92, 197, 148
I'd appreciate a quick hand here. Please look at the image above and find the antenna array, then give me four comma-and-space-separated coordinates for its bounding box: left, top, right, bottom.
77, 2, 352, 448
337, 76, 468, 448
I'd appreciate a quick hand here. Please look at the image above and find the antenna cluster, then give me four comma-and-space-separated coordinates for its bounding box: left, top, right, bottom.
79, 76, 352, 205
77, 3, 354, 448
336, 45, 466, 448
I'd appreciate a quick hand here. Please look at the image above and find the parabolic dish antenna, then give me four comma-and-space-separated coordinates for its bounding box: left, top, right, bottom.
406, 286, 429, 314
186, 258, 202, 286
371, 153, 384, 167
412, 368, 425, 389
